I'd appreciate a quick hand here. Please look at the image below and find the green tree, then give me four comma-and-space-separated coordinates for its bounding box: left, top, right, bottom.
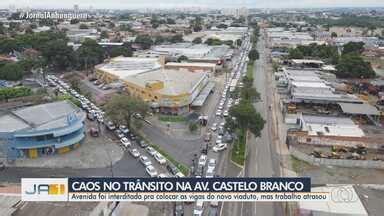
76, 39, 105, 71
134, 34, 153, 50
100, 31, 108, 39
288, 48, 304, 59
331, 32, 338, 38
177, 55, 188, 62
166, 18, 176, 24
236, 39, 242, 47
192, 37, 202, 44
205, 38, 222, 46
104, 94, 148, 128
0, 62, 24, 80
170, 34, 183, 43
109, 46, 133, 58
248, 49, 259, 61
241, 86, 260, 102
229, 100, 265, 137
217, 24, 228, 29
41, 39, 75, 70
79, 23, 89, 29
335, 53, 375, 78
0, 86, 32, 101
189, 122, 198, 132
342, 42, 365, 55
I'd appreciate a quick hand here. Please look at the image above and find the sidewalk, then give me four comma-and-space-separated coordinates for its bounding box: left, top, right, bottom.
7, 135, 124, 169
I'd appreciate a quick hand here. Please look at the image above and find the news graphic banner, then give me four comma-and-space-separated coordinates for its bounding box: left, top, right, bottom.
22, 177, 329, 202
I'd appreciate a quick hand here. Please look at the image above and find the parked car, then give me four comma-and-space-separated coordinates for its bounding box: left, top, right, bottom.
193, 200, 204, 216
129, 148, 140, 158
210, 123, 217, 131
146, 146, 157, 156
138, 140, 149, 148
213, 143, 228, 152
120, 137, 131, 148
154, 152, 167, 164
145, 165, 158, 177
204, 133, 212, 142
207, 159, 216, 173
174, 203, 184, 216
198, 154, 207, 167
139, 155, 152, 166
166, 163, 179, 175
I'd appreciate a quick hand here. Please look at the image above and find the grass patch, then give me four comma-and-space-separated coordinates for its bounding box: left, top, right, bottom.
137, 132, 190, 176
247, 62, 254, 79
158, 115, 187, 122
290, 155, 313, 173
231, 129, 246, 166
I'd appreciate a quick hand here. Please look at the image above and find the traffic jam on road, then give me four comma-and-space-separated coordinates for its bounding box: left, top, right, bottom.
46, 74, 184, 178
192, 31, 252, 215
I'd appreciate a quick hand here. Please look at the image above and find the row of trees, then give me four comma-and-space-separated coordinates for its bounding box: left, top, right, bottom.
0, 86, 32, 101
288, 44, 339, 64
0, 31, 136, 80
287, 41, 375, 78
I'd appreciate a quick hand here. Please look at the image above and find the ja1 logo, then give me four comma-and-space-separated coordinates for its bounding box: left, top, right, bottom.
22, 178, 68, 201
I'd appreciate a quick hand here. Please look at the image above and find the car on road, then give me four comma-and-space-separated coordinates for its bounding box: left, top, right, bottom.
158, 173, 169, 178
138, 140, 149, 148
120, 137, 131, 148
218, 127, 224, 136
145, 165, 158, 177
213, 143, 228, 152
223, 111, 229, 117
175, 172, 185, 178
166, 163, 179, 175
198, 154, 207, 167
139, 155, 152, 166
193, 200, 204, 216
206, 169, 215, 178
129, 148, 140, 158
207, 159, 216, 172
0, 162, 5, 171
119, 125, 129, 134
204, 132, 212, 142
210, 123, 217, 131
105, 121, 116, 130
215, 110, 222, 116
174, 203, 184, 216
146, 146, 157, 156
154, 152, 167, 164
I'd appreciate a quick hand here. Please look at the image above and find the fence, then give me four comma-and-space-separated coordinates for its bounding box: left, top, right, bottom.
290, 146, 384, 169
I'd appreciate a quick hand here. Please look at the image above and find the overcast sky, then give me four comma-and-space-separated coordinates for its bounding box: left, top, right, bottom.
1, 0, 384, 9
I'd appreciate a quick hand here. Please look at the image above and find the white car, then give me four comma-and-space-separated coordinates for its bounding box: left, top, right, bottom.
120, 137, 131, 148
154, 152, 167, 164
146, 146, 157, 156
213, 143, 228, 152
210, 123, 217, 131
223, 111, 229, 117
198, 154, 207, 167
207, 158, 216, 172
206, 169, 215, 178
193, 200, 204, 216
216, 110, 222, 116
139, 155, 152, 166
145, 165, 158, 177
129, 148, 140, 158
158, 173, 169, 178
175, 172, 185, 178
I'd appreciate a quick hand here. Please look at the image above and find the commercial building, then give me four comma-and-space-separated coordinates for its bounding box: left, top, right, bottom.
141, 43, 233, 65
95, 57, 211, 114
165, 62, 216, 73
266, 28, 326, 48
0, 100, 86, 161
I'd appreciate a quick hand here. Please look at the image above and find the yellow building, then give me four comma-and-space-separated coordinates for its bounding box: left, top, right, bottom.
95, 57, 210, 114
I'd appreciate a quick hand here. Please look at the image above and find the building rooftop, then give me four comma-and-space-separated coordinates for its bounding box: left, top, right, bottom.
165, 62, 217, 68
301, 115, 365, 137
96, 57, 161, 79
338, 102, 380, 116
0, 100, 83, 133
125, 68, 208, 96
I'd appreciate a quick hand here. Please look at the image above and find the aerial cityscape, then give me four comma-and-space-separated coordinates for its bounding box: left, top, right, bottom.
0, 1, 384, 215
